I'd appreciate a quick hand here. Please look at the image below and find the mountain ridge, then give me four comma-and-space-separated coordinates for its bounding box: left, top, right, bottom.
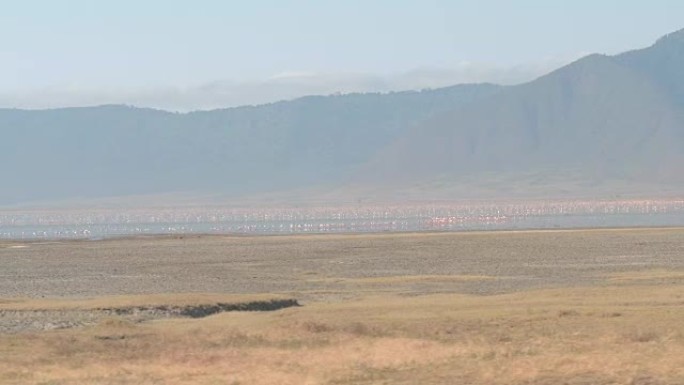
2, 29, 683, 206
0, 84, 502, 205
359, 32, 684, 196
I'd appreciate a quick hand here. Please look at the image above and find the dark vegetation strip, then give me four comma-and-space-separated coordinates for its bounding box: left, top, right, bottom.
98, 299, 301, 319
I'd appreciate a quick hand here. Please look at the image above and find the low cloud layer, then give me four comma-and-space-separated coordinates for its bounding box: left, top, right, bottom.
1, 59, 576, 112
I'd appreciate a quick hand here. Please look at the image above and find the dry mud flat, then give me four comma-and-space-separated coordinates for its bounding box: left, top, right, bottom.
1, 228, 684, 384
2, 228, 684, 299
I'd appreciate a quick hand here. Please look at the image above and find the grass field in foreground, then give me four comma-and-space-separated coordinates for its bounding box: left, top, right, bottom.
2, 279, 684, 385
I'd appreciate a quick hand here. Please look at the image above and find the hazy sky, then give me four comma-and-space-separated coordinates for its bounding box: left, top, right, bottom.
2, 0, 683, 110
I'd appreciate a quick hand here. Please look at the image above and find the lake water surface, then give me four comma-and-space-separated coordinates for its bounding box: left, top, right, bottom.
1, 199, 683, 240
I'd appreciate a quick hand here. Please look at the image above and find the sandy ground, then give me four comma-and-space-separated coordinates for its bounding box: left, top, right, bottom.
1, 227, 683, 334
1, 228, 683, 300
1, 228, 684, 384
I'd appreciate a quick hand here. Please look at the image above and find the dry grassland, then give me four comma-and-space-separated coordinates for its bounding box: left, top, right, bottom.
2, 279, 684, 384
1, 229, 684, 384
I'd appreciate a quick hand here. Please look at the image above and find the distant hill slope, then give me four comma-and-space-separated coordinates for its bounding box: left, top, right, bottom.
617, 28, 684, 104
0, 85, 500, 205
3, 29, 683, 206
359, 29, 684, 197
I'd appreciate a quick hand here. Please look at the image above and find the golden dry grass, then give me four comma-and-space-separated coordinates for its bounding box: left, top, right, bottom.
607, 269, 684, 283
3, 228, 684, 384
305, 274, 495, 284
2, 283, 684, 385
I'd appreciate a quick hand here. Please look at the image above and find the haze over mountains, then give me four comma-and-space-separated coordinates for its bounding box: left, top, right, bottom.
0, 85, 500, 205
366, 29, 684, 198
2, 29, 683, 206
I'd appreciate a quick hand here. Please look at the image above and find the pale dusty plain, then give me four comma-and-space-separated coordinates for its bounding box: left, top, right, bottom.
1, 228, 684, 384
